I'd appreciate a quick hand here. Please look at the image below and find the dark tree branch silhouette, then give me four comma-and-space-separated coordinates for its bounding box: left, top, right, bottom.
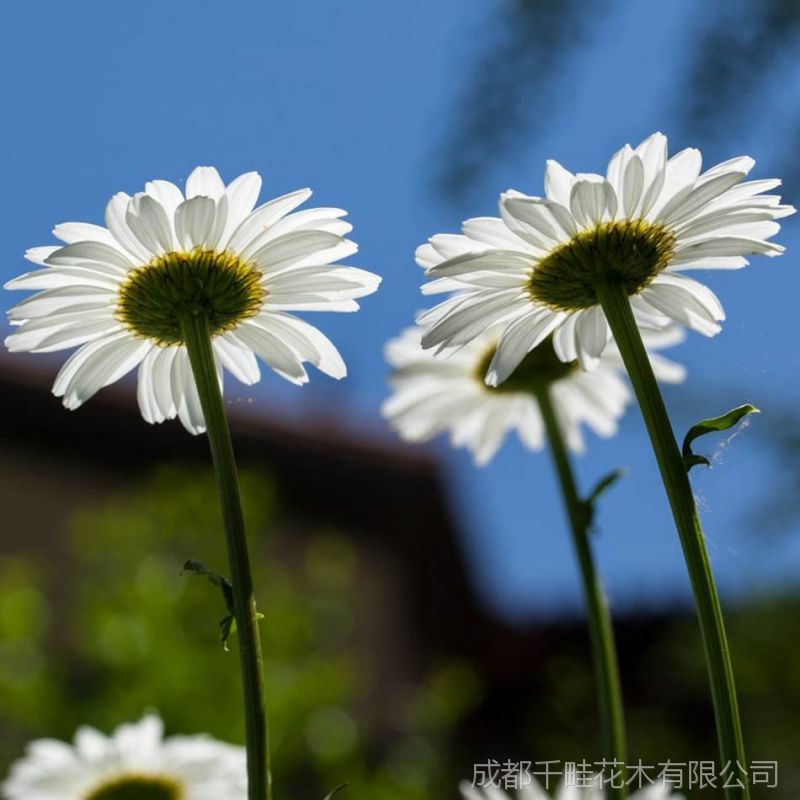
436, 0, 800, 203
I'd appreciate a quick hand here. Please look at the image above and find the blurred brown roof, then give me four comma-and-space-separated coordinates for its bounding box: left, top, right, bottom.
0, 353, 483, 658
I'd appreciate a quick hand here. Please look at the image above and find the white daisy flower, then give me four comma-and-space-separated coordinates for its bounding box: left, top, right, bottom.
2, 714, 246, 800
418, 132, 793, 378
5, 167, 381, 434
383, 323, 685, 465
460, 777, 684, 800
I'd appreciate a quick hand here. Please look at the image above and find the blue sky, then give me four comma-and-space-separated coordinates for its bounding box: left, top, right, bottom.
3, 0, 799, 621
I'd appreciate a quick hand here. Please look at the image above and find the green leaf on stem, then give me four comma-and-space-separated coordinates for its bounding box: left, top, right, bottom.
322, 784, 349, 800
682, 404, 760, 472
581, 468, 626, 531
585, 468, 627, 507
182, 559, 236, 650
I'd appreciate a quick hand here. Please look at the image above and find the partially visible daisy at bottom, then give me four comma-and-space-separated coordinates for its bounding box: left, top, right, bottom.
383, 324, 685, 465
2, 714, 245, 800
460, 778, 684, 800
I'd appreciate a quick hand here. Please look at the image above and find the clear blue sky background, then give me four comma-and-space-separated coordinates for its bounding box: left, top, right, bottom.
3, 0, 799, 621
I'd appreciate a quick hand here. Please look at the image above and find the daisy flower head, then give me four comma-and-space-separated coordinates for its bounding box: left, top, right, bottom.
418, 132, 793, 378
2, 713, 246, 800
5, 167, 381, 433
383, 323, 685, 465
460, 777, 684, 800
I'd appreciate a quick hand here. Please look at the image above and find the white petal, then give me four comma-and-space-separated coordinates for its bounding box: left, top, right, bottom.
247, 230, 344, 274
654, 147, 702, 212
74, 726, 109, 759
516, 399, 545, 451
570, 177, 614, 228
6, 312, 119, 353
428, 233, 482, 261
674, 235, 783, 260
152, 346, 179, 419
667, 255, 749, 270
543, 200, 579, 238
606, 144, 633, 194
105, 193, 152, 262
206, 194, 229, 250
262, 296, 360, 312
294, 238, 358, 267
544, 159, 574, 206
172, 349, 208, 434
126, 194, 175, 255
263, 265, 381, 298
24, 246, 60, 265
462, 216, 528, 249
486, 310, 564, 386
690, 219, 780, 242
502, 197, 564, 243
49, 334, 130, 397
5, 266, 120, 291
227, 189, 312, 253
635, 132, 668, 184
250, 312, 346, 379
641, 274, 724, 336
174, 196, 217, 250
186, 166, 225, 200
472, 403, 518, 465
213, 332, 260, 385
52, 222, 119, 248
622, 154, 645, 218
235, 322, 309, 384
254, 207, 351, 245
58, 335, 150, 409
702, 155, 754, 179
137, 346, 164, 423
658, 171, 750, 226
415, 243, 441, 269
674, 208, 783, 239
635, 132, 668, 217
648, 351, 686, 384
427, 250, 532, 279
8, 285, 115, 321
574, 305, 610, 369
45, 241, 132, 273
220, 171, 262, 245
145, 180, 184, 218
421, 291, 528, 350
552, 314, 579, 362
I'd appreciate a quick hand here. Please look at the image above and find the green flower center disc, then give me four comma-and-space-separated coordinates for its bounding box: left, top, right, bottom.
116, 249, 265, 346
475, 335, 577, 393
528, 219, 675, 311
84, 775, 183, 800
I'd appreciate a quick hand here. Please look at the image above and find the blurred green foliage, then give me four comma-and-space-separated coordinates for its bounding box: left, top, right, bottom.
510, 599, 800, 798
0, 465, 480, 800
1, 464, 798, 798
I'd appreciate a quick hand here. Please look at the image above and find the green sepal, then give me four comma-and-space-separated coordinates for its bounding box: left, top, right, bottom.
682, 404, 760, 472
580, 468, 626, 531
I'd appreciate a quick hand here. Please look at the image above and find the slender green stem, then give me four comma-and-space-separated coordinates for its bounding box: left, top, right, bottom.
181, 313, 271, 800
596, 280, 749, 800
536, 385, 628, 799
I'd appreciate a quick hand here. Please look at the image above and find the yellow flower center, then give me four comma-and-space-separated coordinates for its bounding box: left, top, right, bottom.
83, 775, 183, 800
475, 335, 578, 393
528, 219, 675, 311
116, 248, 266, 346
